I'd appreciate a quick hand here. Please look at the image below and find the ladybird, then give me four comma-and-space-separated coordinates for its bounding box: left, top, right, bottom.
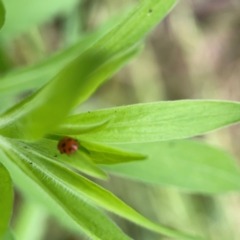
57, 137, 79, 155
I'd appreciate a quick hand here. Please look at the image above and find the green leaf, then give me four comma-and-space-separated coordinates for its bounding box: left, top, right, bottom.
0, 0, 178, 141
72, 150, 109, 179
22, 138, 108, 180
103, 140, 240, 194
0, 0, 5, 30
20, 136, 145, 177
1, 147, 132, 240
80, 140, 147, 164
0, 163, 13, 238
1, 0, 78, 39
0, 150, 85, 237
88, 0, 177, 58
74, 46, 142, 106
4, 138, 204, 240
0, 18, 118, 95
52, 118, 110, 135
0, 95, 15, 115
63, 100, 240, 143
1, 229, 16, 240
0, 41, 142, 140
69, 0, 177, 105
0, 52, 105, 140
0, 0, 176, 96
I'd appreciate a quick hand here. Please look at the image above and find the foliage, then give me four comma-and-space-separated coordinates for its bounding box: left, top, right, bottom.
0, 0, 240, 240
0, 164, 13, 238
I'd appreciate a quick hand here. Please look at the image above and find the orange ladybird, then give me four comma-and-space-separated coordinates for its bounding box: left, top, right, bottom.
58, 137, 79, 154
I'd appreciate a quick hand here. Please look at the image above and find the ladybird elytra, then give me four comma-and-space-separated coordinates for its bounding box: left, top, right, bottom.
57, 137, 79, 155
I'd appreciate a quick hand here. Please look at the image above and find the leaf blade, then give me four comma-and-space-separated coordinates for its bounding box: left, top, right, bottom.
0, 19, 117, 95
88, 0, 177, 57
63, 100, 240, 143
74, 45, 142, 105
103, 140, 240, 193
80, 140, 147, 164
0, 43, 142, 141
1, 228, 16, 240
15, 138, 108, 180
0, 52, 105, 140
1, 0, 78, 39
0, 0, 5, 30
70, 0, 177, 106
0, 0, 176, 97
8, 139, 204, 240
1, 146, 131, 240
0, 163, 13, 238
52, 118, 111, 135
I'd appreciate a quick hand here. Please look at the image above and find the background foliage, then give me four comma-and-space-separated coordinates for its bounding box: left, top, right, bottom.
1, 0, 240, 240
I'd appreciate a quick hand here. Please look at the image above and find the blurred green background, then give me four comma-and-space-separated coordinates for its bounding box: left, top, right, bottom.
1, 0, 240, 239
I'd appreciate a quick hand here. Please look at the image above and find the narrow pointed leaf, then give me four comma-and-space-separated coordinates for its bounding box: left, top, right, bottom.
70, 0, 177, 105
103, 140, 240, 193
88, 0, 176, 58
0, 0, 5, 30
0, 18, 119, 94
0, 163, 13, 238
18, 138, 108, 180
73, 150, 108, 179
1, 147, 131, 240
8, 139, 204, 240
63, 100, 240, 143
80, 140, 147, 164
0, 52, 104, 140
0, 43, 141, 141
0, 0, 176, 97
0, 150, 87, 237
74, 45, 142, 105
0, 0, 178, 142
